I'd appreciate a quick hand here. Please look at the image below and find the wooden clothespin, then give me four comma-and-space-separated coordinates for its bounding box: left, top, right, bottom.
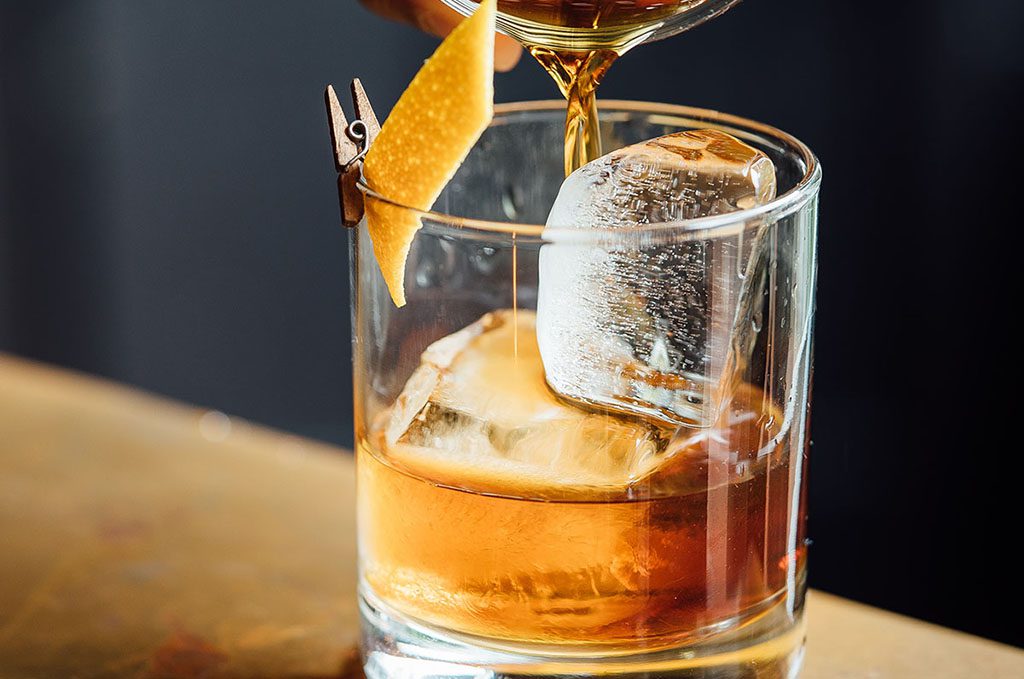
325, 79, 381, 227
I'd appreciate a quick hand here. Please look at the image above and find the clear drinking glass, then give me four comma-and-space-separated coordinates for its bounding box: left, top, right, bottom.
353, 101, 820, 678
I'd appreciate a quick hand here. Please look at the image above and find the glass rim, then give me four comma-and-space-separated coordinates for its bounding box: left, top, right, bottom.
358, 99, 821, 240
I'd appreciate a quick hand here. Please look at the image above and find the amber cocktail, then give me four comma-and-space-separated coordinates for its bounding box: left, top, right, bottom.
353, 101, 820, 678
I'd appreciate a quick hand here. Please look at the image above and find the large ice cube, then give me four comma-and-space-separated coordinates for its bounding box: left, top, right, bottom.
537, 130, 776, 426
381, 309, 674, 498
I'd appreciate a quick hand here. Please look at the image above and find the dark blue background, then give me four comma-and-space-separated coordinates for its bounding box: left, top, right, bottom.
2, 1, 1020, 647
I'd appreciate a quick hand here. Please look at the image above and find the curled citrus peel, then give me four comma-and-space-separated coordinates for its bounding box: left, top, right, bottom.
362, 0, 496, 307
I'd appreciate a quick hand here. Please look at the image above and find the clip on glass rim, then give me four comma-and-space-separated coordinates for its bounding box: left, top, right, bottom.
325, 79, 380, 227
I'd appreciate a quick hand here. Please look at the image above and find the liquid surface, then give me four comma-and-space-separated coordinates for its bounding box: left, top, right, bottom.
358, 311, 806, 646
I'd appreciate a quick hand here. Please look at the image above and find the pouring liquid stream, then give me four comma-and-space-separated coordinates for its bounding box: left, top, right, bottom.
531, 47, 618, 175
490, 0, 719, 173
444, 1, 736, 171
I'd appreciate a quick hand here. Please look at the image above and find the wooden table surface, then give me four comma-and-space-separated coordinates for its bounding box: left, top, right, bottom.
1, 354, 1021, 678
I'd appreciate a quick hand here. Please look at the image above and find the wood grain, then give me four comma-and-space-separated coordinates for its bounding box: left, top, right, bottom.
1, 354, 1021, 677
0, 356, 360, 678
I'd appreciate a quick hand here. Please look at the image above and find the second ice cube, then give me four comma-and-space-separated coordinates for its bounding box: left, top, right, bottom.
537, 129, 776, 426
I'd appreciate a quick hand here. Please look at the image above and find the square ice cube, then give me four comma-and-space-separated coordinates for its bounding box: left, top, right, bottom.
537, 130, 776, 426
381, 310, 672, 497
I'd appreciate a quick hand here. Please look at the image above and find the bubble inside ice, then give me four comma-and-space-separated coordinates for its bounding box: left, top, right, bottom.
537, 129, 777, 426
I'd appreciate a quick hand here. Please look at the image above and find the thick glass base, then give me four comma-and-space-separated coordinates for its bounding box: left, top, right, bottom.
360, 587, 805, 679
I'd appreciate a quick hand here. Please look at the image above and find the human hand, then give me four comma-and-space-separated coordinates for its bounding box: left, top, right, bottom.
359, 0, 522, 71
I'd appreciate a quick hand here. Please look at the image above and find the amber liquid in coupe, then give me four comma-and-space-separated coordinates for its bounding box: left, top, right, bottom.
475, 1, 715, 173
358, 311, 806, 647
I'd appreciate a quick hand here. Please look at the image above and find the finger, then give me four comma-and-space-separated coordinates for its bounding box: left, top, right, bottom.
494, 34, 523, 72
360, 0, 522, 72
